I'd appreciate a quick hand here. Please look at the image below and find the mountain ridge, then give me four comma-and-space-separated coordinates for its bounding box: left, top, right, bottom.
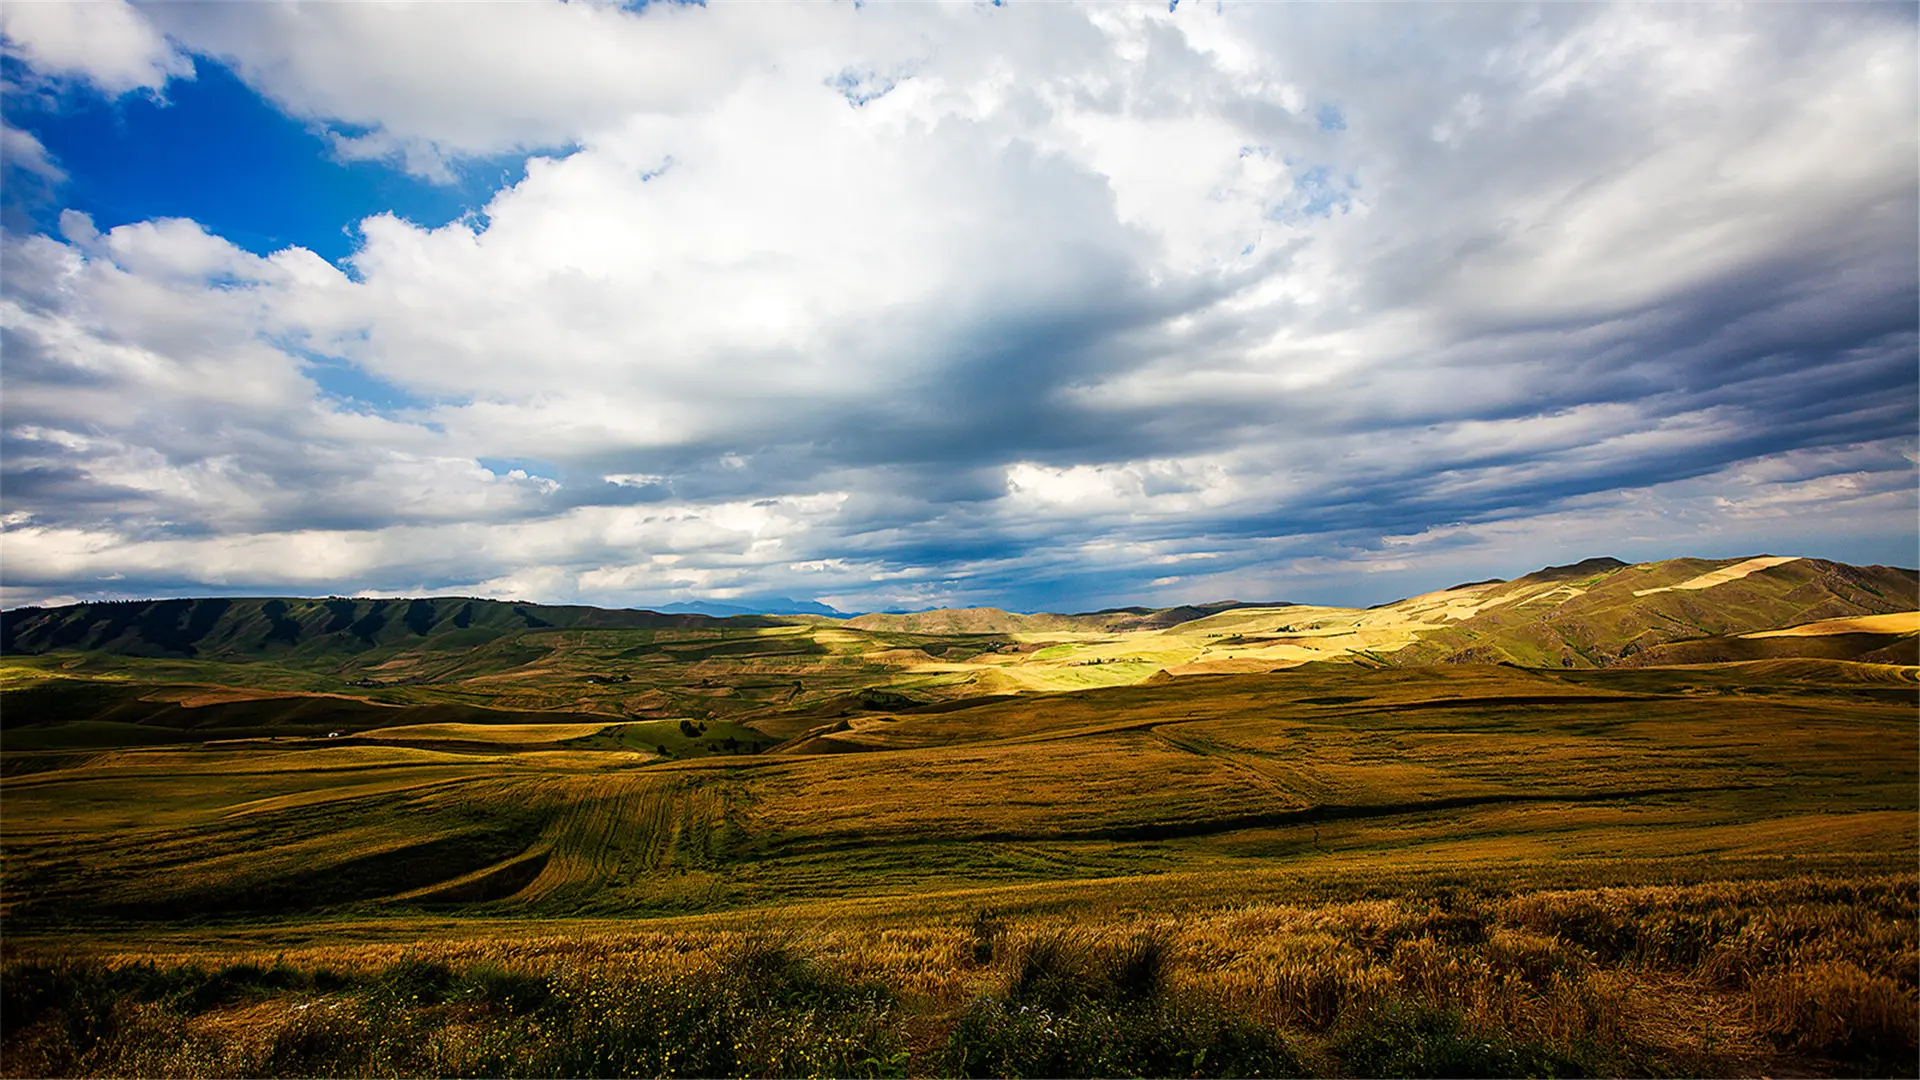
3, 554, 1913, 674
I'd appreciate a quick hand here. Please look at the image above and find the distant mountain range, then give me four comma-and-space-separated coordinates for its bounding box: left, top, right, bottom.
0, 594, 1293, 661
2, 554, 1913, 671
649, 598, 1295, 622
652, 597, 850, 618
843, 600, 1291, 635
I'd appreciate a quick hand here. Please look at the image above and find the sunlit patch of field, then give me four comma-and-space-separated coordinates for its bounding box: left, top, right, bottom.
360, 721, 619, 745
0, 663, 89, 689
3, 646, 1915, 1077
1745, 611, 1920, 637
5, 662, 1909, 929
25, 742, 483, 776
904, 602, 1459, 683
1633, 555, 1802, 596
966, 659, 1175, 691
0, 746, 506, 841
872, 602, 1473, 686
138, 686, 388, 709
0, 660, 147, 699
1112, 597, 1544, 671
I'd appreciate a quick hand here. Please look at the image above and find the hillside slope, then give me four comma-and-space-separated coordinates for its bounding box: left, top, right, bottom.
3, 556, 1912, 692
0, 596, 752, 665
844, 601, 1282, 635
1381, 556, 1916, 668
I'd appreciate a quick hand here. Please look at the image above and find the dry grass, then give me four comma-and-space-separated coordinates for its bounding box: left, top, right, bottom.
4, 658, 1914, 1076
1745, 611, 1920, 638
5, 872, 1912, 1077
1632, 556, 1804, 596
358, 721, 620, 744
5, 663, 1912, 923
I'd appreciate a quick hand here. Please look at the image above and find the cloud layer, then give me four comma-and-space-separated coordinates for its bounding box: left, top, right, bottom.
2, 1, 1915, 611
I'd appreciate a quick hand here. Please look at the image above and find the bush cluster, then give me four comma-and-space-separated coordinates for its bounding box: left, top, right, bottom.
943, 930, 1302, 1078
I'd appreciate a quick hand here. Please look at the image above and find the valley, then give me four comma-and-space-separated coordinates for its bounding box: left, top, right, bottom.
1, 553, 1915, 1077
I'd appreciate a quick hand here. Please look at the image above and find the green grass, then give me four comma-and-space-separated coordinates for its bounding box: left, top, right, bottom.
2, 616, 1915, 1076
2, 720, 204, 751
561, 718, 779, 757
4, 662, 1911, 930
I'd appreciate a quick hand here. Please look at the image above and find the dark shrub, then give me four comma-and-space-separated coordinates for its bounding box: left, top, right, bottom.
945, 993, 1301, 1078
727, 933, 863, 1007
374, 955, 458, 1005
1105, 931, 1170, 1002
1333, 1003, 1600, 1078
459, 961, 555, 1015
968, 908, 1005, 965
0, 959, 122, 1052
1007, 932, 1094, 1011
947, 930, 1301, 1078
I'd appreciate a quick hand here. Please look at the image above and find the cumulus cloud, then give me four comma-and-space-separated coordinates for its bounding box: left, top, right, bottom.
0, 2, 1914, 610
141, 1, 898, 179
1, 0, 192, 95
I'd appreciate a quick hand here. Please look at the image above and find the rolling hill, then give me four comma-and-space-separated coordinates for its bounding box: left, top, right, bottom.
5, 555, 1912, 676
0, 552, 1910, 768
1382, 555, 1917, 668
0, 595, 749, 662
2, 554, 1916, 1077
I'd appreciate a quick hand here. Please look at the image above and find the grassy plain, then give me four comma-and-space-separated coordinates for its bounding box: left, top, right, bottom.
3, 652, 1916, 1076
3, 557, 1916, 1076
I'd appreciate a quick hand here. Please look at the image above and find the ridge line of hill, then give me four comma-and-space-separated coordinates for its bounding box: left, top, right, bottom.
2, 553, 1913, 673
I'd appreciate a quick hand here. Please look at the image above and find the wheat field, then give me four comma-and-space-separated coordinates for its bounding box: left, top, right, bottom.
3, 657, 1915, 1076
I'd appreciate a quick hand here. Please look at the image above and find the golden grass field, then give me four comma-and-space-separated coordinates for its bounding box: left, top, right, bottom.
6, 868, 1914, 1078
2, 555, 1916, 1077
1746, 611, 1920, 638
3, 652, 1917, 1077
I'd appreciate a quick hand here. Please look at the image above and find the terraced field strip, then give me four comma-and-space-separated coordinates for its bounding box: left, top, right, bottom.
1633, 555, 1800, 596
0, 754, 505, 836
217, 772, 495, 819
2, 743, 499, 780
359, 720, 619, 744
516, 772, 685, 905
1149, 726, 1311, 803
1744, 611, 1920, 637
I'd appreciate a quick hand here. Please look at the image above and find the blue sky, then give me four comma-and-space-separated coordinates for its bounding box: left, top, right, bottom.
3, 57, 507, 263
1, 1, 1915, 614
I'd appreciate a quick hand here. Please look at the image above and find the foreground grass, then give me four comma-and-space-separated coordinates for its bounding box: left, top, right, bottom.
6, 871, 1914, 1078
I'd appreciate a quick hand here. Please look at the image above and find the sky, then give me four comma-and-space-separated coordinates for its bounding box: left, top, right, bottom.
0, 1, 1915, 615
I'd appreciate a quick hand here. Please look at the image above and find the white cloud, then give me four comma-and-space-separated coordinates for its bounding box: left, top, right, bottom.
1, 122, 64, 182
0, 491, 857, 606
142, 1, 951, 179
1, 2, 1913, 610
1, 0, 191, 95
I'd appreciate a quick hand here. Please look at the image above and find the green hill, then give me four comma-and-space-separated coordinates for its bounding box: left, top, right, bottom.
2, 555, 1911, 730
846, 601, 1284, 635
1385, 556, 1916, 668
2, 557, 1915, 1078
0, 596, 760, 665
